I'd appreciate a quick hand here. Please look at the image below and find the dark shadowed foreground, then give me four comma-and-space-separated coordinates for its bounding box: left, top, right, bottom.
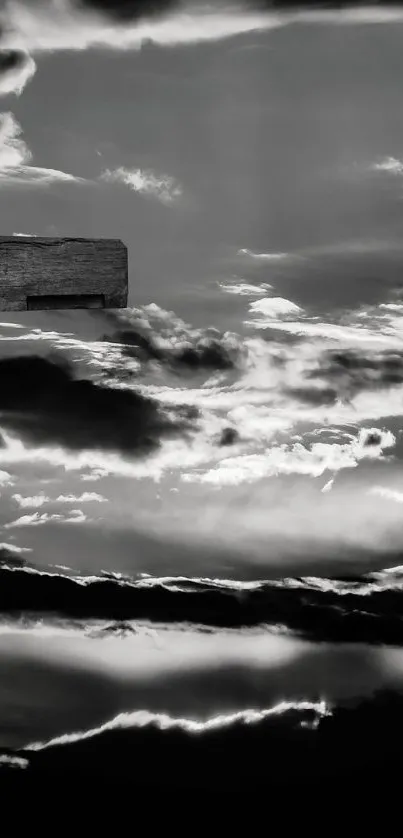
1, 690, 403, 794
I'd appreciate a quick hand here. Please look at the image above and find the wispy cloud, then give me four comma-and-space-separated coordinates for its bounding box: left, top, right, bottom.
0, 2, 286, 58
4, 509, 87, 528
238, 248, 289, 261
28, 699, 330, 751
100, 167, 182, 205
3, 2, 403, 99
0, 541, 31, 554
55, 492, 107, 503
369, 486, 403, 504
0, 112, 85, 186
0, 0, 289, 98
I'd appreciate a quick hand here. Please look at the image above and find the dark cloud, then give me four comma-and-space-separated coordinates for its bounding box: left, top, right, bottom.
104, 328, 237, 373
0, 51, 24, 73
284, 386, 338, 406
0, 354, 196, 455
218, 427, 239, 446
76, 0, 179, 19
363, 430, 382, 447
107, 330, 165, 363
0, 48, 34, 95
175, 341, 234, 371
0, 547, 27, 569
308, 349, 403, 397
2, 564, 403, 645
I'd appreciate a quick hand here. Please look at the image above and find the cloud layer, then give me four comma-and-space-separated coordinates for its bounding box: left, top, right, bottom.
3, 0, 403, 98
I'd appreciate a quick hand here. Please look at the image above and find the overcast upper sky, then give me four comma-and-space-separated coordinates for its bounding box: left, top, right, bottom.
1, 1, 403, 578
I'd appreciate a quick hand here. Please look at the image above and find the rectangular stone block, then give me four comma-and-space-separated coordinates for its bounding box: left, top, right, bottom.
0, 237, 128, 310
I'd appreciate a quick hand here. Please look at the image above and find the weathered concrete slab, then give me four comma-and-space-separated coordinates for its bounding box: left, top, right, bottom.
0, 237, 128, 310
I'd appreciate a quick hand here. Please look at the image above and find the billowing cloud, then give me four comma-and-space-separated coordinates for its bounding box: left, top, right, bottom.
307, 348, 403, 400
0, 112, 84, 186
102, 304, 243, 372
248, 297, 303, 321
182, 427, 396, 486
1, 297, 402, 490
12, 493, 50, 508
100, 167, 182, 204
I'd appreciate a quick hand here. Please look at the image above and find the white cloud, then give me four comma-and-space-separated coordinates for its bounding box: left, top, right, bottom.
0, 541, 31, 553
0, 1, 290, 99
238, 248, 289, 260
372, 157, 403, 175
0, 299, 403, 491
100, 166, 182, 205
56, 492, 106, 503
182, 427, 396, 487
28, 698, 330, 751
64, 509, 87, 524
0, 111, 85, 185
12, 492, 50, 508
250, 317, 403, 348
1, 2, 288, 56
0, 754, 28, 769
2, 2, 403, 100
12, 231, 37, 236
4, 508, 87, 528
219, 281, 273, 297
248, 297, 303, 320
0, 469, 13, 486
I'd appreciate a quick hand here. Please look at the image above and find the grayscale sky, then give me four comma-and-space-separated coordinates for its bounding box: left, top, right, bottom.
1, 2, 403, 578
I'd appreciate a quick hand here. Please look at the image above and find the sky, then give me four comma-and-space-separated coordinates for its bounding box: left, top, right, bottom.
1, 1, 403, 578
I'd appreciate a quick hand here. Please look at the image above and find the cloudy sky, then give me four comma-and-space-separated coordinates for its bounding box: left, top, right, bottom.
1, 1, 403, 579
